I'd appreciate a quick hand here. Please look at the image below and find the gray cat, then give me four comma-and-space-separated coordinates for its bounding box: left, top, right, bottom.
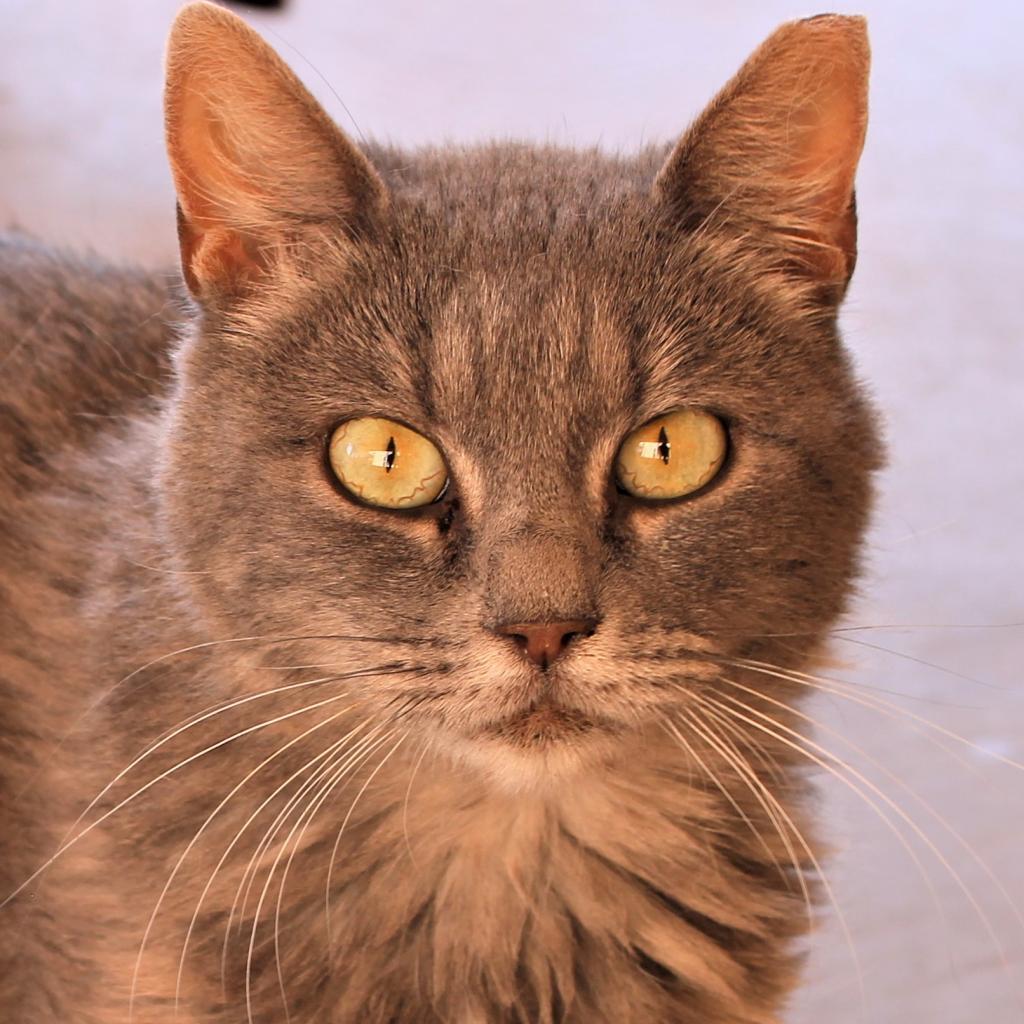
0, 4, 880, 1021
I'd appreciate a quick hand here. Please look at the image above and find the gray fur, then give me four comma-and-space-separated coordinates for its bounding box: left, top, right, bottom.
1, 9, 880, 1022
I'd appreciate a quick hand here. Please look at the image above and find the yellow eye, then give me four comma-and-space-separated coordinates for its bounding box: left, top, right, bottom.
328, 417, 448, 509
615, 408, 727, 500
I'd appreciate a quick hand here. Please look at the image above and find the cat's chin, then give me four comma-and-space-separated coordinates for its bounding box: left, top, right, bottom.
437, 702, 628, 793
481, 696, 603, 744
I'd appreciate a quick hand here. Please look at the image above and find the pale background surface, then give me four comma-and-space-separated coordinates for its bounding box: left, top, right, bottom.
2, 1, 1022, 1020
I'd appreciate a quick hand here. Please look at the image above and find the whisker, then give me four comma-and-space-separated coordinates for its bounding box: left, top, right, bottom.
54, 666, 412, 862
662, 718, 791, 892
698, 621, 1024, 639
217, 717, 379, 998
322, 732, 408, 948
242, 728, 399, 1023
661, 643, 964, 707
679, 707, 820, 931
274, 730, 408, 1019
832, 634, 1006, 692
716, 674, 1024, 946
271, 726, 403, 994
689, 703, 807, 883
222, 721, 381, 969
697, 699, 788, 789
28, 633, 437, 775
236, 725, 388, 1022
175, 707, 370, 1014
667, 703, 867, 1015
831, 621, 1024, 633
688, 700, 865, 1019
401, 740, 431, 867
706, 689, 1016, 994
729, 656, 1024, 773
130, 701, 357, 1021
3, 686, 365, 909
112, 633, 437, 694
706, 655, 985, 779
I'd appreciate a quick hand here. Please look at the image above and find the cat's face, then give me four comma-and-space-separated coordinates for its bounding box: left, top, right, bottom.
159, 7, 879, 785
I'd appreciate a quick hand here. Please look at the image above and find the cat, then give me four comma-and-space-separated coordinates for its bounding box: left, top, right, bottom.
0, 4, 880, 1022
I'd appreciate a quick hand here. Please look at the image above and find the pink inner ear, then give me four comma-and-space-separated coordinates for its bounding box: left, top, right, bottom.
788, 71, 866, 283
786, 59, 865, 200
761, 24, 868, 284
173, 84, 273, 226
176, 216, 263, 296
169, 86, 271, 295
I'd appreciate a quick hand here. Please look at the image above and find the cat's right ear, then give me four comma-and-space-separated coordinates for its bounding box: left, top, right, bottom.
164, 2, 386, 300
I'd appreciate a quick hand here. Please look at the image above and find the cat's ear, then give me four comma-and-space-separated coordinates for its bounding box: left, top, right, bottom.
164, 2, 386, 299
655, 15, 869, 297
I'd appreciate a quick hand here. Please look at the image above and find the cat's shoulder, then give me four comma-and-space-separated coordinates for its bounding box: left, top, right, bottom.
0, 232, 179, 488
0, 232, 177, 371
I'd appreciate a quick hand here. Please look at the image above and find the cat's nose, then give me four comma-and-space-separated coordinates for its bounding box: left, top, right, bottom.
493, 619, 597, 670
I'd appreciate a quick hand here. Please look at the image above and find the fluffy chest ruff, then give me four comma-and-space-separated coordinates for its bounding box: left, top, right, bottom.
100, 732, 811, 1024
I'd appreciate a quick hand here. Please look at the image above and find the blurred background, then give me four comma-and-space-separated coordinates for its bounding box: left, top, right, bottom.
2, 1, 1022, 1020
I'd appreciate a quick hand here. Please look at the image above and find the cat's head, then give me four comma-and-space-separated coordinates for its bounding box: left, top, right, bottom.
158, 3, 880, 787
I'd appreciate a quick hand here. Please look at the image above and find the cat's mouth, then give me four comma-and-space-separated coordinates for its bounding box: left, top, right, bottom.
479, 694, 614, 748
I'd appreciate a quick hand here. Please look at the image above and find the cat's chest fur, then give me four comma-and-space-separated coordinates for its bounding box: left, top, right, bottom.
108, 714, 803, 1024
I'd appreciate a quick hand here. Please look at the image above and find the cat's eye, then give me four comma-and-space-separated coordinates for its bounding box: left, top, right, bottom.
328, 417, 448, 509
615, 408, 727, 501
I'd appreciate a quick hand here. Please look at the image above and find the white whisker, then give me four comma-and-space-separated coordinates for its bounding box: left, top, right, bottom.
717, 674, 1024, 952
243, 728, 400, 1023
401, 740, 431, 867
128, 701, 355, 1019
219, 718, 381, 989
324, 732, 408, 944
707, 688, 1015, 992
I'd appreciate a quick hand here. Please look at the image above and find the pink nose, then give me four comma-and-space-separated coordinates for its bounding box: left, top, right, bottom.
493, 619, 596, 670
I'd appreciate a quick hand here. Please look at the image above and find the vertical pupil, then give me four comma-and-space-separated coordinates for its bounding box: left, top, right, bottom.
657, 426, 671, 464
384, 436, 397, 473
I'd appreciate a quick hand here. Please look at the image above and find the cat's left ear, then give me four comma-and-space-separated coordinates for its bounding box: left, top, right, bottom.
164, 2, 386, 300
655, 15, 869, 299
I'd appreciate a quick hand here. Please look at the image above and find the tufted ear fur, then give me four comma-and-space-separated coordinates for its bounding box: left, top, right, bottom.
164, 2, 386, 299
655, 15, 869, 299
